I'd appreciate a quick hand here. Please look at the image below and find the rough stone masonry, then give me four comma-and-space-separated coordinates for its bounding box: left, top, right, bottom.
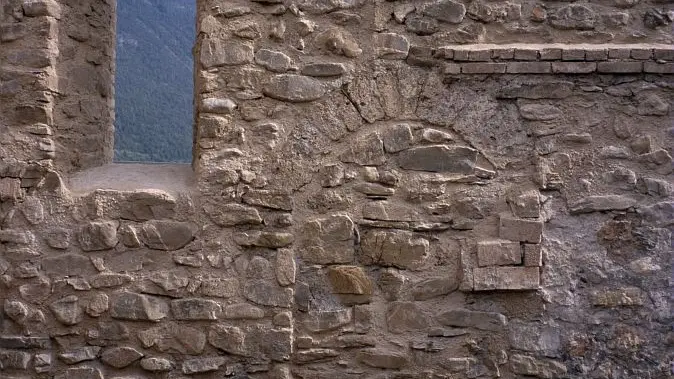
0, 0, 673, 378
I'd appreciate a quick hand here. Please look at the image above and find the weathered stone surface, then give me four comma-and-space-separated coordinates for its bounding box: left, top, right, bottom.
119, 189, 176, 221
473, 266, 540, 291
508, 322, 561, 354
476, 240, 522, 266
182, 357, 227, 374
234, 231, 294, 248
374, 33, 410, 59
315, 28, 362, 57
204, 203, 262, 226
437, 309, 507, 331
499, 215, 543, 243
357, 348, 409, 369
299, 214, 355, 264
303, 309, 352, 332
0, 336, 51, 349
101, 346, 143, 368
59, 347, 101, 364
222, 303, 265, 319
276, 249, 296, 286
244, 280, 294, 307
550, 4, 596, 30
110, 293, 168, 321
569, 195, 637, 214
340, 133, 386, 166
263, 74, 326, 102
255, 49, 294, 73
171, 298, 221, 320
86, 293, 109, 317
200, 39, 253, 68
591, 287, 646, 307
43, 253, 97, 277
387, 302, 428, 333
0, 350, 31, 369
49, 295, 83, 325
55, 367, 103, 379
360, 230, 429, 270
140, 357, 173, 372
382, 123, 414, 153
199, 278, 239, 298
507, 189, 541, 218
79, 221, 118, 251
142, 220, 196, 250
328, 265, 373, 295
397, 145, 477, 173
243, 189, 293, 211
518, 103, 562, 121
510, 354, 567, 378
90, 273, 133, 288
208, 324, 247, 355
421, 0, 466, 23
497, 82, 574, 99
302, 62, 347, 77
138, 324, 206, 355
412, 277, 459, 300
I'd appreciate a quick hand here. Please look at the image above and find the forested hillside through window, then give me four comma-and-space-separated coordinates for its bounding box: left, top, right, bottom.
114, 0, 195, 163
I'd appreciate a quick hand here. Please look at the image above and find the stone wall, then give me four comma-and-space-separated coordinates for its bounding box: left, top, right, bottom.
1, 0, 673, 379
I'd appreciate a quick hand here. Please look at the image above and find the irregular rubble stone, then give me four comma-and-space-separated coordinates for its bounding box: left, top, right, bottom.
387, 302, 428, 333
55, 367, 103, 379
496, 82, 574, 99
510, 354, 567, 378
203, 203, 263, 226
303, 309, 353, 332
119, 189, 176, 221
200, 40, 253, 68
140, 357, 173, 372
243, 279, 294, 307
171, 298, 221, 320
328, 265, 373, 295
569, 195, 637, 214
234, 231, 294, 248
101, 346, 143, 368
382, 123, 414, 153
222, 303, 265, 319
242, 189, 293, 211
508, 322, 561, 354
591, 287, 646, 307
59, 346, 101, 365
397, 145, 477, 173
379, 268, 406, 301
182, 357, 227, 374
421, 0, 466, 23
79, 221, 118, 251
357, 348, 409, 369
263, 74, 326, 102
138, 324, 206, 355
437, 309, 507, 331
142, 220, 196, 250
302, 62, 347, 77
0, 350, 31, 369
412, 277, 459, 300
208, 324, 247, 355
200, 98, 236, 114
360, 230, 429, 270
110, 293, 168, 321
49, 295, 83, 325
0, 336, 51, 349
550, 4, 596, 30
255, 49, 294, 73
90, 273, 133, 288
340, 133, 386, 166
518, 103, 562, 121
374, 33, 410, 59
200, 278, 239, 298
315, 28, 362, 57
86, 293, 109, 317
299, 214, 355, 264
276, 249, 296, 286
473, 266, 540, 291
507, 189, 541, 218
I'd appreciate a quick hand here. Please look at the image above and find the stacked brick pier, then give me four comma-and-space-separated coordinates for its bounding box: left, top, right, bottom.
1, 0, 672, 378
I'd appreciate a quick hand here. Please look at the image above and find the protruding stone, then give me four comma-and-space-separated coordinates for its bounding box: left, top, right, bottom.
421, 0, 466, 23
208, 324, 247, 355
507, 189, 540, 218
511, 354, 568, 378
374, 33, 410, 59
302, 62, 347, 77
328, 266, 373, 295
110, 293, 168, 321
499, 215, 543, 243
171, 298, 221, 320
477, 240, 522, 266
315, 28, 362, 57
255, 49, 294, 73
22, 0, 61, 17
200, 98, 237, 114
86, 293, 109, 317
386, 302, 428, 333
200, 39, 253, 68
234, 231, 294, 248
412, 277, 459, 300
49, 295, 83, 325
244, 280, 294, 307
142, 220, 196, 251
140, 357, 173, 372
299, 214, 355, 264
569, 195, 637, 214
360, 230, 429, 270
437, 309, 507, 331
101, 346, 143, 368
340, 133, 386, 166
263, 74, 326, 102
182, 357, 227, 374
222, 303, 265, 319
397, 145, 477, 173
357, 349, 409, 369
242, 189, 293, 211
79, 221, 118, 251
276, 249, 296, 286
382, 123, 414, 153
204, 203, 262, 226
90, 273, 133, 289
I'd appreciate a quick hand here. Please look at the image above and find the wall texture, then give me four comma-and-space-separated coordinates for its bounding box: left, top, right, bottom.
1, 0, 673, 378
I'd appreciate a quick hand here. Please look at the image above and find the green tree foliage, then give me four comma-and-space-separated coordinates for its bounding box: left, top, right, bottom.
114, 0, 195, 163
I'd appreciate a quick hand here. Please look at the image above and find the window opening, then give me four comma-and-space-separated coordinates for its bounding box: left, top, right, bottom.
113, 0, 195, 163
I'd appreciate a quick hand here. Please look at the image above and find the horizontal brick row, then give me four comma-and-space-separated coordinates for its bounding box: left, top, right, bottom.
443, 61, 674, 75
435, 46, 674, 62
